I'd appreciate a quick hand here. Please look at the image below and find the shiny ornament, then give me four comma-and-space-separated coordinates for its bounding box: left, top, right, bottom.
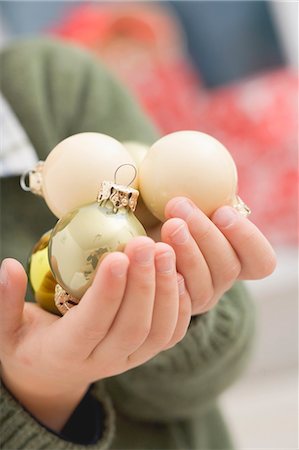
124, 141, 160, 229
49, 181, 146, 300
28, 230, 60, 315
139, 130, 250, 221
23, 133, 137, 218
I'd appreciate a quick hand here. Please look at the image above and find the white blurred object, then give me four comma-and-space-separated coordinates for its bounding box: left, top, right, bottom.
221, 369, 298, 449
245, 246, 298, 375
270, 1, 298, 70
222, 246, 298, 449
0, 93, 38, 177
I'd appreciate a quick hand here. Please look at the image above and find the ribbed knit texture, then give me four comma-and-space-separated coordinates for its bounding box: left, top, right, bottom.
0, 381, 115, 450
1, 38, 255, 450
105, 282, 254, 423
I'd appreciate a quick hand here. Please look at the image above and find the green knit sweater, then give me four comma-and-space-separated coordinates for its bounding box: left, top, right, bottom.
0, 38, 255, 450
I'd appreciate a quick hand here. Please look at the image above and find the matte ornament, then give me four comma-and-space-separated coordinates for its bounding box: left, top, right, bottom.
28, 230, 60, 315
31, 133, 137, 218
139, 130, 249, 221
49, 182, 146, 300
124, 141, 160, 228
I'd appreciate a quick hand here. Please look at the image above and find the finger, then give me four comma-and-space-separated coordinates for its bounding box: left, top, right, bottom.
164, 274, 192, 350
51, 252, 129, 360
161, 218, 213, 313
165, 198, 241, 294
0, 259, 26, 347
212, 206, 277, 279
128, 243, 179, 365
92, 236, 156, 358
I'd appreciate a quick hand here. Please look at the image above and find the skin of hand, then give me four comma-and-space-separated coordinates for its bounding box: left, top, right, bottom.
148, 197, 277, 316
0, 237, 191, 432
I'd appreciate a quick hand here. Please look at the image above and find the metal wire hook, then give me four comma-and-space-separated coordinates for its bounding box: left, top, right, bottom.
114, 163, 137, 187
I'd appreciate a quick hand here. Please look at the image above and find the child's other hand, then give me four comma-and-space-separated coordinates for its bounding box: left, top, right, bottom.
161, 197, 277, 316
0, 237, 191, 430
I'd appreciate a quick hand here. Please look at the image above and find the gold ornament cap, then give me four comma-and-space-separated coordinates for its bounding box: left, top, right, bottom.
97, 181, 139, 213
54, 284, 80, 315
232, 195, 251, 217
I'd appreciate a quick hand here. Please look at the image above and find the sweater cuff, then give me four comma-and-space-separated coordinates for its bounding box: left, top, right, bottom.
0, 380, 115, 450
58, 387, 104, 445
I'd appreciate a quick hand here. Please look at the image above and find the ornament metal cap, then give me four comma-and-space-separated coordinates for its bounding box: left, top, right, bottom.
232, 195, 251, 217
97, 181, 140, 213
54, 284, 80, 315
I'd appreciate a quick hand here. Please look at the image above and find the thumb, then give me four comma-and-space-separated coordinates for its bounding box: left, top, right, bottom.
0, 258, 27, 344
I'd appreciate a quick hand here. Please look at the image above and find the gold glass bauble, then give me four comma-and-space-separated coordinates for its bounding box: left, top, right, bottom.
49, 182, 146, 300
28, 230, 60, 315
139, 130, 250, 221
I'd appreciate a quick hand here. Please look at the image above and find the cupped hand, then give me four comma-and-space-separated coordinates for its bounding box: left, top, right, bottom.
0, 236, 191, 425
161, 197, 277, 315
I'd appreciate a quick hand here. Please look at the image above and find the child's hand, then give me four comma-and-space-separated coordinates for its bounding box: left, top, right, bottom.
0, 237, 191, 431
161, 197, 277, 315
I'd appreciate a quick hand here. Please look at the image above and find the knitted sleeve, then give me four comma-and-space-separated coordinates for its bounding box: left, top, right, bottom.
105, 281, 255, 422
0, 381, 114, 450
0, 37, 159, 160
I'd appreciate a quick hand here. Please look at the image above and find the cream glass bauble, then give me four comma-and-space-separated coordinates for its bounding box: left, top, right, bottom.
124, 141, 160, 228
42, 133, 137, 218
139, 131, 246, 221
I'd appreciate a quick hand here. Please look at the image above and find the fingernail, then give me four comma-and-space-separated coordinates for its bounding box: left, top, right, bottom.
171, 199, 194, 220
110, 259, 128, 277
156, 252, 174, 274
178, 278, 185, 296
0, 260, 8, 287
170, 224, 189, 245
213, 207, 239, 228
134, 245, 154, 266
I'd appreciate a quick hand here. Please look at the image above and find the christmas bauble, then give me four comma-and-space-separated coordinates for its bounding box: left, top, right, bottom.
34, 133, 137, 218
49, 182, 146, 300
124, 140, 160, 228
139, 130, 248, 221
28, 230, 60, 315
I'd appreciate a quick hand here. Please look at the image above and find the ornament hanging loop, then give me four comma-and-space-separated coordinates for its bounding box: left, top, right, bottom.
20, 161, 44, 197
114, 163, 137, 187
20, 170, 32, 192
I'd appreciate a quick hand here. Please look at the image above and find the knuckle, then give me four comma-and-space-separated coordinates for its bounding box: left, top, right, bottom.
119, 323, 150, 352
199, 298, 217, 314
75, 325, 106, 347
83, 328, 103, 344
250, 254, 277, 279
136, 277, 154, 297
220, 261, 241, 285
193, 220, 212, 242
191, 287, 213, 312
174, 326, 189, 345
179, 299, 192, 320
241, 227, 258, 243
165, 327, 187, 350
155, 280, 175, 299
148, 329, 172, 348
181, 254, 200, 273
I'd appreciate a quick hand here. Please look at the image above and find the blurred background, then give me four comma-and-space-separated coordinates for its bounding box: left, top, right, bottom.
0, 1, 298, 448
